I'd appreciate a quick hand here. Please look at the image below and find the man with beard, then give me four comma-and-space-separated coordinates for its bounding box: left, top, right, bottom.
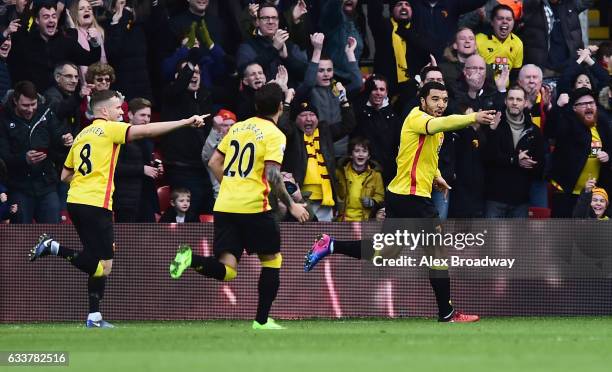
304, 82, 496, 323
483, 85, 544, 218
8, 4, 101, 92
476, 4, 523, 81
549, 88, 612, 217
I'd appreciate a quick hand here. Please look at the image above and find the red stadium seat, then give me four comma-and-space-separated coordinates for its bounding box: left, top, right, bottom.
157, 186, 171, 213
199, 214, 214, 223
528, 207, 551, 219
60, 210, 72, 224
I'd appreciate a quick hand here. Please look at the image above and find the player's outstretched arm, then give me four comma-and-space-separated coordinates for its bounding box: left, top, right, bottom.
426, 110, 497, 135
127, 114, 210, 142
265, 161, 309, 223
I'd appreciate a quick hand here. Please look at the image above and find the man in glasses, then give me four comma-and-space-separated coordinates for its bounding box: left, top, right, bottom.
549, 87, 612, 217
45, 63, 83, 137
45, 62, 85, 209
237, 4, 307, 86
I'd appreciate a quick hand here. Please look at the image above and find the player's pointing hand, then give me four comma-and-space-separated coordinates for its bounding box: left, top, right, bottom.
475, 110, 497, 125
187, 114, 210, 127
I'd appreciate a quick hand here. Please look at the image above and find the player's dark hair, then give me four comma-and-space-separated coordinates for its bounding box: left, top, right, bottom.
128, 98, 152, 114
13, 81, 38, 101
171, 187, 191, 202
90, 90, 122, 110
419, 82, 447, 101
348, 137, 371, 154
491, 4, 514, 20
255, 83, 284, 117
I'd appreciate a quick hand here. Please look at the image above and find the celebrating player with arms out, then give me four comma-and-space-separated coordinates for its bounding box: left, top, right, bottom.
304, 82, 498, 322
29, 90, 208, 328
169, 83, 309, 330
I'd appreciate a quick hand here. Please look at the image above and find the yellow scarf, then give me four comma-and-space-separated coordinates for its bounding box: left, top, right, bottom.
391, 18, 410, 83
303, 129, 335, 207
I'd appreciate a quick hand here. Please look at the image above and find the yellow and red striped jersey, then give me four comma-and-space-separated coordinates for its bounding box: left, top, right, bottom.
388, 107, 476, 198
64, 119, 131, 210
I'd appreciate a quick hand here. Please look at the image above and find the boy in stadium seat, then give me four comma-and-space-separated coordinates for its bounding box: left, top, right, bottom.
159, 187, 199, 223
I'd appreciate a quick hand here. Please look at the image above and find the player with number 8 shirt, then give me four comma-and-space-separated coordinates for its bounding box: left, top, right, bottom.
28, 89, 208, 328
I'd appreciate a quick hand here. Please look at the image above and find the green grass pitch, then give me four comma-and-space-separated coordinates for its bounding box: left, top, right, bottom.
2, 317, 612, 372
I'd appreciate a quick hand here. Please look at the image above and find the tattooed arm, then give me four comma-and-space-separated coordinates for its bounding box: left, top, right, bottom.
265, 161, 309, 223
208, 150, 225, 183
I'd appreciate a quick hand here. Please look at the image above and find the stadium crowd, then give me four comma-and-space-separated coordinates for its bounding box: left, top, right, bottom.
0, 0, 611, 224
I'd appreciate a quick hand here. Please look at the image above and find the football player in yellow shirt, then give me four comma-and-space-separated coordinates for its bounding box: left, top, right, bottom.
29, 90, 207, 328
305, 82, 496, 322
169, 83, 309, 330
